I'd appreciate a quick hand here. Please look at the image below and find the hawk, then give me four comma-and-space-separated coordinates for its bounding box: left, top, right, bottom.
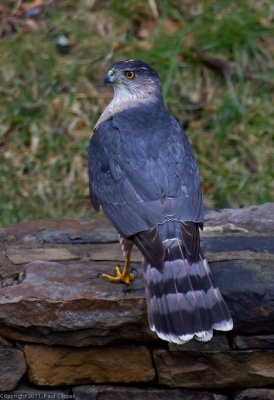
88, 59, 233, 344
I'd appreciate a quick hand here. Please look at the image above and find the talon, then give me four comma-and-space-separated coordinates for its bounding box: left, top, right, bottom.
101, 237, 134, 290
102, 266, 134, 290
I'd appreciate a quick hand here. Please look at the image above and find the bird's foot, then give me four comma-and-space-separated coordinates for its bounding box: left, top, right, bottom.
102, 266, 134, 290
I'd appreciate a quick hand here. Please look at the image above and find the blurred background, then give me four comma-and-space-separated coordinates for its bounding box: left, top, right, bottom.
0, 0, 273, 227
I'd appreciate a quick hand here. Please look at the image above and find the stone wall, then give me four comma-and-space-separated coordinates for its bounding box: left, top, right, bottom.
0, 203, 273, 400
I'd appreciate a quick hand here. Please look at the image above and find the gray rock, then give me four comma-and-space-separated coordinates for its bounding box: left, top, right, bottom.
1, 384, 70, 399
37, 226, 118, 244
200, 236, 274, 260
0, 228, 8, 242
204, 203, 274, 234
232, 335, 274, 350
72, 385, 228, 400
212, 259, 274, 333
169, 335, 230, 353
234, 388, 274, 400
0, 339, 27, 391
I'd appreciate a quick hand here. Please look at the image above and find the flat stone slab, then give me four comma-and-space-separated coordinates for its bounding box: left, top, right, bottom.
0, 257, 273, 346
0, 260, 153, 346
2, 204, 273, 246
4, 218, 116, 243
24, 344, 154, 386
0, 204, 272, 283
3, 236, 273, 272
6, 246, 79, 264
72, 385, 228, 400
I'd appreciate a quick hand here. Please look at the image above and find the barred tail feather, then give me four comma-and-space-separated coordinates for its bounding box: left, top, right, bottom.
143, 239, 233, 344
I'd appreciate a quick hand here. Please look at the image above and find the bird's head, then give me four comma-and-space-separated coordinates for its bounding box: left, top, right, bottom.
104, 59, 162, 101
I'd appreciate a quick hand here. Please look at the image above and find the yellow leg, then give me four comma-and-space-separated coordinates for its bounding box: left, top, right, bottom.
102, 239, 134, 290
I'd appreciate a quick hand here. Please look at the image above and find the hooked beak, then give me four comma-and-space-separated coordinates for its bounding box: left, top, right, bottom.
104, 69, 116, 84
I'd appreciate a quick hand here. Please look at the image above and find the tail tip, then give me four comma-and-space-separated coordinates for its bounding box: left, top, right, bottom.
213, 318, 233, 332
151, 318, 233, 345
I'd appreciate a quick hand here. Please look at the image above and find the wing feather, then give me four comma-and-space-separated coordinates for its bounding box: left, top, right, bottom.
88, 103, 204, 237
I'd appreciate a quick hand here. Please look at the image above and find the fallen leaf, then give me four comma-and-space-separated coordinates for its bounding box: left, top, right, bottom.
137, 40, 153, 50
22, 18, 41, 32
163, 19, 182, 36
136, 18, 156, 40
259, 17, 271, 27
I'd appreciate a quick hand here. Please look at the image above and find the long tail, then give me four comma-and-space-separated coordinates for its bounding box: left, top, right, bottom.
143, 235, 233, 344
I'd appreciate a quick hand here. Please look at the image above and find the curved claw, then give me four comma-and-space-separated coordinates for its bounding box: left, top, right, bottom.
102, 266, 134, 290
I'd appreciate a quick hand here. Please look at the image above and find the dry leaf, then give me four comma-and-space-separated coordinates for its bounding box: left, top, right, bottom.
259, 17, 271, 27
22, 18, 41, 32
136, 18, 156, 40
136, 40, 153, 50
163, 19, 182, 36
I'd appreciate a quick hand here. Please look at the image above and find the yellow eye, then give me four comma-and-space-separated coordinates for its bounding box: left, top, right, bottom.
125, 71, 135, 79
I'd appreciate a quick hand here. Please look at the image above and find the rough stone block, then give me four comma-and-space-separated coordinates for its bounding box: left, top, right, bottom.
211, 259, 274, 333
0, 338, 27, 391
0, 260, 153, 346
24, 344, 154, 386
154, 348, 274, 389
0, 257, 273, 346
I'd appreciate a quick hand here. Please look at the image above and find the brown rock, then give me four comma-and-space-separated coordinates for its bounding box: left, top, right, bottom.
72, 385, 228, 400
6, 246, 79, 264
4, 218, 113, 241
0, 340, 27, 391
234, 388, 274, 400
154, 348, 274, 389
24, 344, 154, 386
87, 242, 141, 262
0, 260, 153, 346
232, 335, 274, 350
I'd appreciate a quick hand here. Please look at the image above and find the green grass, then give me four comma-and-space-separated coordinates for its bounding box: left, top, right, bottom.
0, 0, 273, 226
